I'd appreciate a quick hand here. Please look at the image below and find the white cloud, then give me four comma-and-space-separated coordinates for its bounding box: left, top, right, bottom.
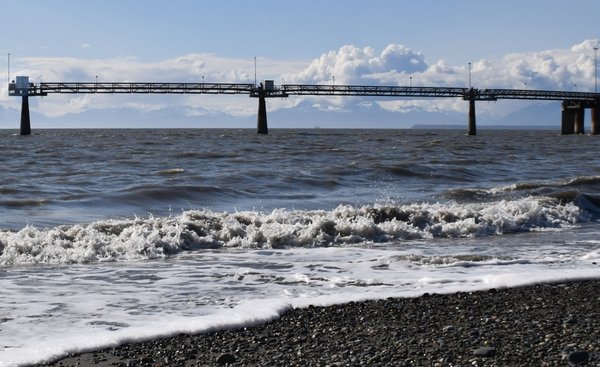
3, 39, 599, 122
280, 39, 599, 117
286, 39, 599, 92
281, 44, 427, 85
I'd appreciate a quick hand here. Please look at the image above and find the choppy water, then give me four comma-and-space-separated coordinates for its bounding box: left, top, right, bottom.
1, 128, 600, 366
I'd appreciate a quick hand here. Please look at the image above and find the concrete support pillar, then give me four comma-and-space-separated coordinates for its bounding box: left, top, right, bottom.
20, 96, 31, 136
561, 101, 575, 135
467, 97, 476, 136
592, 99, 600, 135
256, 95, 268, 135
574, 106, 585, 134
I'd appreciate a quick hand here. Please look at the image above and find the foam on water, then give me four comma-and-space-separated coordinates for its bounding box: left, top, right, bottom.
0, 297, 292, 366
1, 237, 599, 366
0, 196, 587, 266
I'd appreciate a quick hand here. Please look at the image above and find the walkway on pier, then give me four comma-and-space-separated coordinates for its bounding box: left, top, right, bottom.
9, 77, 600, 135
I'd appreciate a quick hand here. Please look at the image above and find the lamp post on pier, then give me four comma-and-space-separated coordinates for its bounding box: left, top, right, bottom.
594, 46, 598, 93
468, 62, 472, 89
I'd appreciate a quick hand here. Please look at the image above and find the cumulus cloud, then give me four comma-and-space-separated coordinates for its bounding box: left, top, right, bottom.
280, 39, 599, 116
282, 44, 427, 85
2, 39, 598, 121
284, 40, 598, 91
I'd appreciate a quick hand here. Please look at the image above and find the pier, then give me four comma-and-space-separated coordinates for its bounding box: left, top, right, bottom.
8, 76, 600, 135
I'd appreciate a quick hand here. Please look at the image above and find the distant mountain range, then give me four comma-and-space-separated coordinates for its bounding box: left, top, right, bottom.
0, 99, 569, 131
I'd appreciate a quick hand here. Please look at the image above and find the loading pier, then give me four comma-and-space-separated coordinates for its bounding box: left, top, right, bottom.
8, 76, 600, 135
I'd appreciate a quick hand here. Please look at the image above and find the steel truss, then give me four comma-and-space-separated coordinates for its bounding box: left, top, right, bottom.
9, 81, 600, 102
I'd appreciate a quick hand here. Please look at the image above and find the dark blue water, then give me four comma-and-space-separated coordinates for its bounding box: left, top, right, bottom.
3, 128, 600, 230
2, 128, 600, 261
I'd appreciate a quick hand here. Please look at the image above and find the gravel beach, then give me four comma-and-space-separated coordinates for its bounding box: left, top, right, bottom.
41, 280, 600, 367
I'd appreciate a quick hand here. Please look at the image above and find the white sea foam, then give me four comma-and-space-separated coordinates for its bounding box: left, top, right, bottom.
0, 297, 292, 366
0, 196, 587, 266
0, 195, 597, 366
1, 239, 599, 366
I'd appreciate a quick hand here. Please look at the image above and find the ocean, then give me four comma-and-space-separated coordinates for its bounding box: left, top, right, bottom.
1, 128, 600, 366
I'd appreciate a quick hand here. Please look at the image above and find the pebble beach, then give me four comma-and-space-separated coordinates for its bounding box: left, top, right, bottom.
42, 279, 600, 367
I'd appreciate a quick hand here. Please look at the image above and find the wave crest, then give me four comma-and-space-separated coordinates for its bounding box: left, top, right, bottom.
0, 196, 588, 266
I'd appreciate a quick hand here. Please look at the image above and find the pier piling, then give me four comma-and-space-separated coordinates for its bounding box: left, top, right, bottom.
574, 105, 585, 134
256, 95, 268, 135
467, 95, 476, 136
20, 96, 31, 136
562, 101, 577, 135
592, 99, 600, 135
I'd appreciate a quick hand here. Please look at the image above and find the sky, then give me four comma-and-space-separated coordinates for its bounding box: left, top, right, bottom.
1, 0, 599, 128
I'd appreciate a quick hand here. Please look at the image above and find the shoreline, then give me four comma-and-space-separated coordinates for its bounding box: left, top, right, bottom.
42, 279, 600, 366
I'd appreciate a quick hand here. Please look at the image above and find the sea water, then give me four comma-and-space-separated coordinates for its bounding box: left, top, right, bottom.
1, 128, 599, 366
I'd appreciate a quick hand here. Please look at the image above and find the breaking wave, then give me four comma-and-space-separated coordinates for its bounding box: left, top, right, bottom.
0, 195, 592, 266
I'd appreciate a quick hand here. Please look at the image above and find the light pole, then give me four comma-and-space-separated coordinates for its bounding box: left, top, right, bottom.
594, 46, 598, 93
468, 62, 472, 88
409, 76, 412, 88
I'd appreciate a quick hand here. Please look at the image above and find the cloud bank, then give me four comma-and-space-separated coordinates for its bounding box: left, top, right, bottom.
2, 39, 598, 125
279, 39, 599, 118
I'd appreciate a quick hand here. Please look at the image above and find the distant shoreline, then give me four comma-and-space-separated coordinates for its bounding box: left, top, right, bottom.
410, 124, 557, 130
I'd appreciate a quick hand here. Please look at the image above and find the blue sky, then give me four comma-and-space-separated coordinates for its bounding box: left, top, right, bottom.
4, 0, 598, 63
1, 0, 599, 128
